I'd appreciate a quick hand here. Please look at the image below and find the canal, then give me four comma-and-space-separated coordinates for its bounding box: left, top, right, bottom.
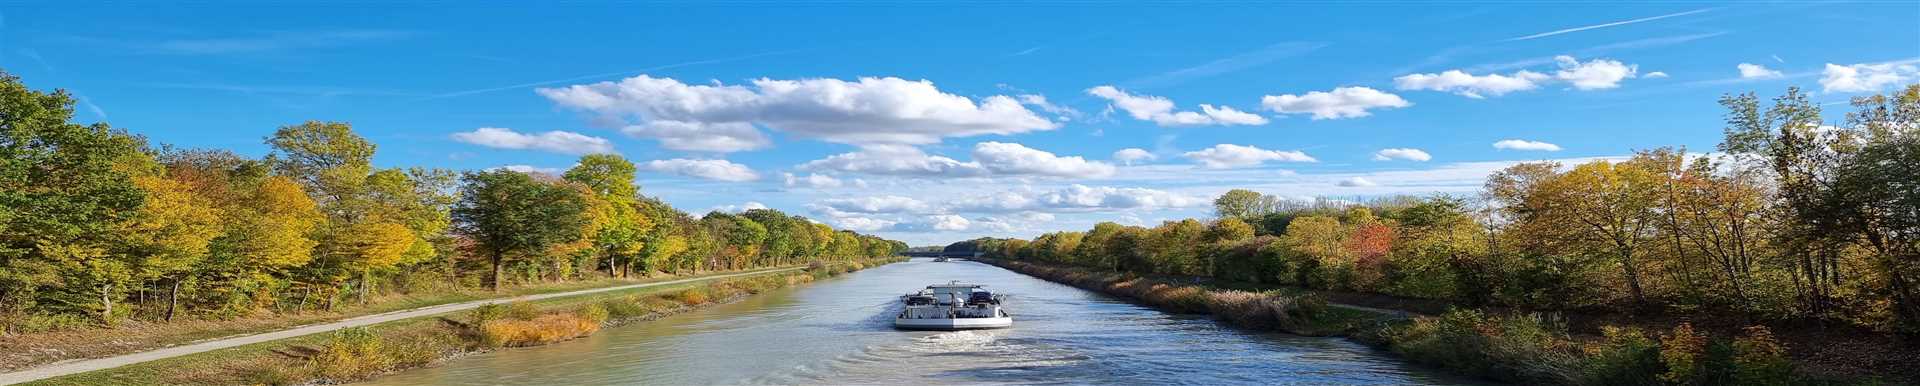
361, 259, 1480, 385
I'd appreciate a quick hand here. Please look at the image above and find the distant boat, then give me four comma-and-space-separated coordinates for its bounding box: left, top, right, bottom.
894, 282, 1013, 330
933, 256, 950, 262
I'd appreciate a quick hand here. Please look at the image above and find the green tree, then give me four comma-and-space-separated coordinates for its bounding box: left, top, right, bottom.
453, 170, 592, 291
1214, 189, 1275, 218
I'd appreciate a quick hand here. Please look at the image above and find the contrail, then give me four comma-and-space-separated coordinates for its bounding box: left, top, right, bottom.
418, 49, 803, 101
1505, 8, 1715, 42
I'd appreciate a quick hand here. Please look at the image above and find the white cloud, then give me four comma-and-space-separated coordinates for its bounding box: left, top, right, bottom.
1644, 71, 1670, 78
1372, 148, 1433, 161
1016, 94, 1081, 120
782, 173, 844, 189
815, 195, 933, 214
948, 185, 1203, 213
924, 215, 972, 231
1337, 177, 1378, 187
798, 142, 1112, 178
1260, 86, 1411, 120
1553, 55, 1638, 90
830, 216, 896, 232
706, 201, 769, 214
619, 121, 771, 153
1112, 148, 1156, 165
1394, 70, 1550, 98
1737, 63, 1784, 79
1086, 85, 1269, 126
537, 75, 1058, 148
797, 145, 986, 177
637, 158, 760, 181
450, 127, 614, 155
1492, 139, 1563, 151
1397, 56, 1642, 97
1820, 61, 1919, 93
495, 164, 564, 175
972, 141, 1116, 178
1182, 144, 1317, 169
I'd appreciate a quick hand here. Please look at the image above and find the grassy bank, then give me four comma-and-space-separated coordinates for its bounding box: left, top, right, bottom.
0, 267, 800, 373
26, 258, 903, 386
983, 258, 1905, 386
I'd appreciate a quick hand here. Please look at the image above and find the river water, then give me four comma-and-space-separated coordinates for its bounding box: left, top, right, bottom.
362, 259, 1481, 385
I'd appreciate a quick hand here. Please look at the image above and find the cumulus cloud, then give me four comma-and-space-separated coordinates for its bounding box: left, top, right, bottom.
1394, 69, 1549, 98
1553, 55, 1638, 90
1372, 148, 1432, 161
1397, 55, 1641, 97
798, 142, 1113, 178
637, 158, 760, 181
1086, 85, 1268, 126
450, 127, 614, 155
1016, 94, 1081, 120
494, 164, 564, 175
1337, 177, 1378, 187
972, 141, 1116, 177
829, 216, 896, 232
1260, 86, 1411, 120
1820, 61, 1918, 93
537, 75, 1058, 149
814, 195, 934, 214
1182, 144, 1317, 169
707, 201, 769, 214
1492, 139, 1563, 151
1737, 63, 1784, 79
782, 173, 845, 189
618, 121, 771, 153
1112, 148, 1156, 165
948, 185, 1202, 213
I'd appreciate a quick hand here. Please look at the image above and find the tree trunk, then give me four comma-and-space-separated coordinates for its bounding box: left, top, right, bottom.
99, 283, 114, 323
166, 279, 181, 322
491, 250, 505, 292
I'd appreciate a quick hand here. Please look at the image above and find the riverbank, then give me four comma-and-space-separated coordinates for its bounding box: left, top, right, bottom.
21, 258, 903, 386
0, 267, 804, 374
980, 258, 1909, 386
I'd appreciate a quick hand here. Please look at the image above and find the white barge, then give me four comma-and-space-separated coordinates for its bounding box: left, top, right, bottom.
894, 282, 1012, 330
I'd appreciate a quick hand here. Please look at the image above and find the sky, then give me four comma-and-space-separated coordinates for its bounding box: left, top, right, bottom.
5, 2, 1917, 246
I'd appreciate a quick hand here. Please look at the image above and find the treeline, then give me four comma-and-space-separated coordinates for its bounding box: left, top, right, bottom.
954, 84, 1920, 336
0, 72, 903, 331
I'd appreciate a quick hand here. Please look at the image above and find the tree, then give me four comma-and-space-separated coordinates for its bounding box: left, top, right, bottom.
1214, 189, 1275, 218
564, 155, 651, 277
0, 71, 150, 320
119, 173, 223, 320
453, 170, 592, 291
1533, 159, 1664, 308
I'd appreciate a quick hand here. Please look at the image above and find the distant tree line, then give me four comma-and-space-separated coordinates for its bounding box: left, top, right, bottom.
0, 72, 903, 330
955, 85, 1920, 335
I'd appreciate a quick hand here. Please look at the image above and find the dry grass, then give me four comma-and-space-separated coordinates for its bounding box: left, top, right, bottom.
479, 313, 601, 348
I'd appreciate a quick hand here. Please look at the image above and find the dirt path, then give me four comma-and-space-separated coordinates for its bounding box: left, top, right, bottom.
0, 267, 803, 385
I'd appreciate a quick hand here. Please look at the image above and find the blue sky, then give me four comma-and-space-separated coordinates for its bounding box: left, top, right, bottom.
7, 2, 1917, 245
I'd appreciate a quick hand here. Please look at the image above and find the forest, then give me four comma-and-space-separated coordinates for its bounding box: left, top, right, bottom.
954, 84, 1920, 337
0, 72, 905, 332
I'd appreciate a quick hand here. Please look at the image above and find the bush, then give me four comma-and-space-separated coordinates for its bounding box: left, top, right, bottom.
1385, 309, 1578, 384
576, 303, 610, 324
602, 297, 649, 319
310, 327, 390, 381
4, 313, 92, 334
671, 288, 710, 305
1659, 323, 1707, 385
1582, 326, 1663, 386
1732, 326, 1792, 386
479, 313, 600, 347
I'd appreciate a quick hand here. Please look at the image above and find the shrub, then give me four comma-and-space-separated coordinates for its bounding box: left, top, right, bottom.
310, 327, 390, 381
1386, 309, 1578, 384
1732, 326, 1792, 386
1582, 326, 1663, 386
470, 303, 508, 326
671, 288, 710, 305
576, 303, 610, 324
1144, 285, 1210, 313
479, 313, 600, 347
1659, 323, 1707, 385
602, 297, 649, 319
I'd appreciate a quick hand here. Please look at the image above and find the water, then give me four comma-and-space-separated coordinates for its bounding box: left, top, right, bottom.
362, 259, 1482, 385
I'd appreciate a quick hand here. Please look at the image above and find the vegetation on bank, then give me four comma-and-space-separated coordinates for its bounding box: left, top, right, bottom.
29, 258, 900, 386
960, 85, 1920, 384
0, 71, 905, 369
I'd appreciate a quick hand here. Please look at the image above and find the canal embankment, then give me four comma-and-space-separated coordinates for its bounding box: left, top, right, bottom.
21, 258, 903, 386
